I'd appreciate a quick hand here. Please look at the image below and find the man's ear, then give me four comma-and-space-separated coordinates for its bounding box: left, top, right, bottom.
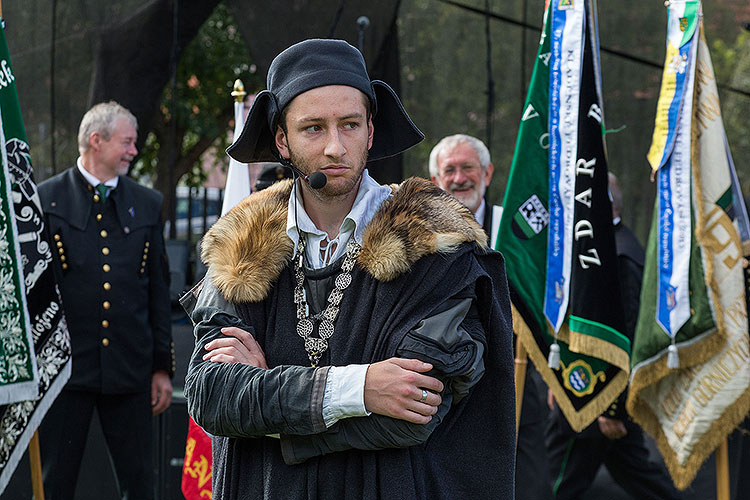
484, 162, 495, 187
89, 132, 101, 152
275, 126, 290, 159
367, 116, 374, 150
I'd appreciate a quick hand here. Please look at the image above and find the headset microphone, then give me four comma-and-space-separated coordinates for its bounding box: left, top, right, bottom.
279, 158, 327, 189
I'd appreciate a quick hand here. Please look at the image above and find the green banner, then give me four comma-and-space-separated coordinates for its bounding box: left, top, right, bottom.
0, 19, 71, 494
495, 0, 629, 432
0, 33, 35, 404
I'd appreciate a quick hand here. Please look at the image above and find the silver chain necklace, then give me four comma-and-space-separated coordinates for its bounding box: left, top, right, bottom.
293, 238, 361, 367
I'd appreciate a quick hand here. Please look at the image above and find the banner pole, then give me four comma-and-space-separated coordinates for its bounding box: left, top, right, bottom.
514, 334, 528, 437
29, 431, 45, 500
716, 437, 730, 500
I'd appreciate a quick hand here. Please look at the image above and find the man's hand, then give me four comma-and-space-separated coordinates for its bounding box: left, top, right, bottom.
203, 326, 268, 368
364, 358, 444, 425
597, 415, 627, 440
151, 370, 172, 415
547, 388, 556, 411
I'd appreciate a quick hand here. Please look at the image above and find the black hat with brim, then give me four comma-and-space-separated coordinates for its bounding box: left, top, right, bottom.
227, 38, 423, 163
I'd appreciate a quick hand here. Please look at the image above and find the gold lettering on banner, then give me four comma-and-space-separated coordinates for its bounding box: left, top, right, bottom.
661, 385, 684, 420
678, 365, 700, 392
724, 294, 748, 331
700, 206, 741, 270
184, 454, 212, 489
674, 399, 697, 440
691, 336, 750, 408
184, 436, 213, 495
184, 437, 195, 468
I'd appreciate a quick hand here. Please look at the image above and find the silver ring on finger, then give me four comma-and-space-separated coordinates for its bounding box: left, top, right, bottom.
420, 389, 428, 403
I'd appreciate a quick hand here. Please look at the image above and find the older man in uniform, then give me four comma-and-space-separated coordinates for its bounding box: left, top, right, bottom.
185, 39, 516, 499
431, 134, 553, 500
38, 101, 173, 500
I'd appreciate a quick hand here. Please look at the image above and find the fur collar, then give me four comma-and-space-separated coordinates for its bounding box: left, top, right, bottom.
202, 177, 487, 303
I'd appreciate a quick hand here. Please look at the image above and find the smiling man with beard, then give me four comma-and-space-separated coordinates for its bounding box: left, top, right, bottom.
430, 134, 554, 500
184, 39, 515, 500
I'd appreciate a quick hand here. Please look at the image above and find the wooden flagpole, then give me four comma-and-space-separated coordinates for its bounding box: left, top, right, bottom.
29, 432, 45, 500
514, 334, 527, 437
716, 438, 730, 500
0, 4, 46, 499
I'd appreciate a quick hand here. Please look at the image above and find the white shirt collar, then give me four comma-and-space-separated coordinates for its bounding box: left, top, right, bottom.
286, 169, 391, 268
76, 157, 119, 189
474, 198, 486, 227
613, 216, 621, 226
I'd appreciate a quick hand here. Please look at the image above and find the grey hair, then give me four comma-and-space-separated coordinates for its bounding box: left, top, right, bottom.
78, 101, 137, 155
428, 134, 491, 179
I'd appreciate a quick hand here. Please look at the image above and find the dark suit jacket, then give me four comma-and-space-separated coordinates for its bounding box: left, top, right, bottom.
38, 166, 173, 393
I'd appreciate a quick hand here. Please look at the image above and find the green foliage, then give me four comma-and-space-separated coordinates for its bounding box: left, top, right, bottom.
711, 31, 750, 194
131, 2, 263, 188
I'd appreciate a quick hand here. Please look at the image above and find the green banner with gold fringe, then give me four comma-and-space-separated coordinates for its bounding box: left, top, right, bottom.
495, 0, 629, 432
627, 4, 750, 490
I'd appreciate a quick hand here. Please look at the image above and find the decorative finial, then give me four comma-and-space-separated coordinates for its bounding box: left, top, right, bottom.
231, 79, 246, 103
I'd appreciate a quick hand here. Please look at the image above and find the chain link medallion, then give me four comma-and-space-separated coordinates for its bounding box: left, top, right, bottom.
293, 238, 361, 366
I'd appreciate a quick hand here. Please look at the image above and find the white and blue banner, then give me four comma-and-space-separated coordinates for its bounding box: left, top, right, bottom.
654, 3, 699, 338
544, 0, 585, 333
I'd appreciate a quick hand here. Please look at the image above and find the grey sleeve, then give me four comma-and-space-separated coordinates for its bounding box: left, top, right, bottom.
184, 275, 329, 438
279, 290, 487, 464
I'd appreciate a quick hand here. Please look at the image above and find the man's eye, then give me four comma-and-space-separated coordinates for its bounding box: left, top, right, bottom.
304, 125, 321, 133
343, 122, 358, 130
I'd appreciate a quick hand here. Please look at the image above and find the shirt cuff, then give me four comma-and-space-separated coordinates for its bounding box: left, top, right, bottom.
322, 364, 370, 428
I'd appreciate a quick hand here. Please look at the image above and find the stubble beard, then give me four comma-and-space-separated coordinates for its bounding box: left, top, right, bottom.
288, 146, 369, 201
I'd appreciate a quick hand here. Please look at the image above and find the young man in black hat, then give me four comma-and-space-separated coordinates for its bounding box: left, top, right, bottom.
184, 39, 515, 499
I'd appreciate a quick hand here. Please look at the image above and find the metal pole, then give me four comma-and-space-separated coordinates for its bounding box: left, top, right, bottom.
167, 0, 179, 239
484, 0, 494, 154
520, 0, 528, 111
356, 16, 370, 53
50, 0, 57, 175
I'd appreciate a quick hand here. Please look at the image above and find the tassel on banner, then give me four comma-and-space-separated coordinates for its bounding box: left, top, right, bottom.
548, 342, 561, 369
667, 342, 679, 369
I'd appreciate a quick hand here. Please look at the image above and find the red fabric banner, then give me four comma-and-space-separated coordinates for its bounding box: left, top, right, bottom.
181, 416, 213, 499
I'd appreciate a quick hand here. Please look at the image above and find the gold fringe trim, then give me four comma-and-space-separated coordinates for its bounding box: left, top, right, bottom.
512, 304, 628, 432
627, 326, 722, 411
568, 330, 630, 373
628, 382, 750, 490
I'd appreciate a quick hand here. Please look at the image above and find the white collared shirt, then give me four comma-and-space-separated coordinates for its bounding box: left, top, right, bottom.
285, 169, 390, 427
474, 198, 486, 227
76, 157, 119, 190
286, 169, 391, 269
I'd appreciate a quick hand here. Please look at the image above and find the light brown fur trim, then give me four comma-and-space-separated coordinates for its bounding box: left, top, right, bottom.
201, 179, 294, 303
201, 177, 487, 302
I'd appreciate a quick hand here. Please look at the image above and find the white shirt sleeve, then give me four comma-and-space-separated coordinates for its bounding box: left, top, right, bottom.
322, 364, 371, 428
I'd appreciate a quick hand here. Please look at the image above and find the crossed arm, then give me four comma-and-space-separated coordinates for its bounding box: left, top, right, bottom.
203, 326, 444, 425
185, 277, 485, 463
